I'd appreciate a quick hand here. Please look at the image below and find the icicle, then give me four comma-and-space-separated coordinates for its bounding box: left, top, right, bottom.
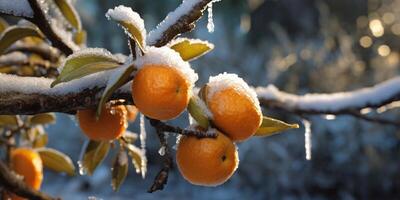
207, 2, 214, 33
302, 119, 312, 160
77, 140, 90, 175
139, 113, 147, 178
158, 146, 166, 156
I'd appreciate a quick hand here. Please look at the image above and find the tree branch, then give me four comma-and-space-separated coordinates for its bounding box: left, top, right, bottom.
26, 0, 74, 55
147, 118, 217, 138
147, 0, 213, 47
0, 160, 59, 200
257, 77, 400, 126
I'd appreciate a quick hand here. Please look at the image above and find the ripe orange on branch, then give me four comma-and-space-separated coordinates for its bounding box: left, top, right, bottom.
7, 148, 43, 200
204, 73, 262, 142
132, 64, 191, 120
77, 105, 127, 141
176, 130, 239, 186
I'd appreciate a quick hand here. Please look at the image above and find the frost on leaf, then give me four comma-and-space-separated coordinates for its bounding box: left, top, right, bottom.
0, 26, 43, 54
168, 38, 214, 61
255, 116, 299, 137
106, 5, 146, 51
51, 48, 123, 87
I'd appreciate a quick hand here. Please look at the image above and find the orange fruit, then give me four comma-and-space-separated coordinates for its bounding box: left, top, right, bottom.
7, 148, 43, 200
132, 64, 191, 120
126, 105, 138, 122
176, 130, 239, 186
77, 105, 127, 141
204, 74, 262, 142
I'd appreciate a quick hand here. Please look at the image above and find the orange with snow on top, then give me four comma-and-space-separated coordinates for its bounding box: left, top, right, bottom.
132, 47, 197, 120
176, 129, 239, 186
204, 73, 262, 142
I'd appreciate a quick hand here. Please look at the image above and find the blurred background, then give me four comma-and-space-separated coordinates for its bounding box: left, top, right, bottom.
38, 0, 400, 199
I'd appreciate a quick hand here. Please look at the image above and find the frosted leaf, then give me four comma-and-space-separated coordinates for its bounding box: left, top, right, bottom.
49, 18, 80, 51
0, 0, 34, 18
58, 48, 123, 72
134, 46, 198, 85
303, 119, 312, 160
106, 5, 146, 49
207, 73, 260, 110
139, 113, 147, 178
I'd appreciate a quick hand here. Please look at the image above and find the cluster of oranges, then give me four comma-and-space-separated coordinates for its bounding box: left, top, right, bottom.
74, 47, 262, 187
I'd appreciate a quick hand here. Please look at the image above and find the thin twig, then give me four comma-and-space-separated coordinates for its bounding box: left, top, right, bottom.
147, 128, 172, 193
147, 118, 217, 138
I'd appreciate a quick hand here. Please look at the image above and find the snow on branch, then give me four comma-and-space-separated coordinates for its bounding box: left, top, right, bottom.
147, 0, 214, 47
256, 77, 400, 114
0, 0, 33, 18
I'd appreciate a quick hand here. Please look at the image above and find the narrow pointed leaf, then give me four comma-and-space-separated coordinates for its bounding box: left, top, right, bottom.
81, 140, 110, 175
53, 0, 82, 30
37, 148, 75, 176
187, 95, 210, 129
0, 26, 43, 54
126, 144, 145, 175
111, 150, 129, 191
255, 116, 299, 137
0, 17, 9, 33
0, 115, 18, 126
30, 127, 48, 148
106, 6, 146, 51
169, 38, 214, 61
29, 113, 56, 125
51, 48, 122, 87
96, 64, 135, 117
74, 30, 86, 45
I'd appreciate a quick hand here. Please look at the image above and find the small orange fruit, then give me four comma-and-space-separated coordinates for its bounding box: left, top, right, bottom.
125, 105, 138, 122
204, 73, 262, 142
77, 105, 127, 141
132, 64, 192, 120
8, 148, 43, 200
176, 130, 239, 186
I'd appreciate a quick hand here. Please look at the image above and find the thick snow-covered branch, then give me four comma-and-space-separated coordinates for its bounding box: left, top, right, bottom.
0, 72, 132, 115
256, 77, 400, 114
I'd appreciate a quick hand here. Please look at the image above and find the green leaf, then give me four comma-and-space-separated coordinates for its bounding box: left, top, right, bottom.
29, 113, 56, 125
74, 30, 86, 45
0, 17, 9, 33
81, 140, 110, 175
37, 147, 75, 176
53, 0, 82, 30
30, 127, 48, 148
126, 144, 145, 177
111, 150, 129, 191
0, 115, 18, 127
106, 7, 146, 52
96, 64, 135, 117
255, 116, 299, 137
187, 95, 210, 129
169, 38, 214, 61
0, 26, 43, 54
51, 48, 122, 87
